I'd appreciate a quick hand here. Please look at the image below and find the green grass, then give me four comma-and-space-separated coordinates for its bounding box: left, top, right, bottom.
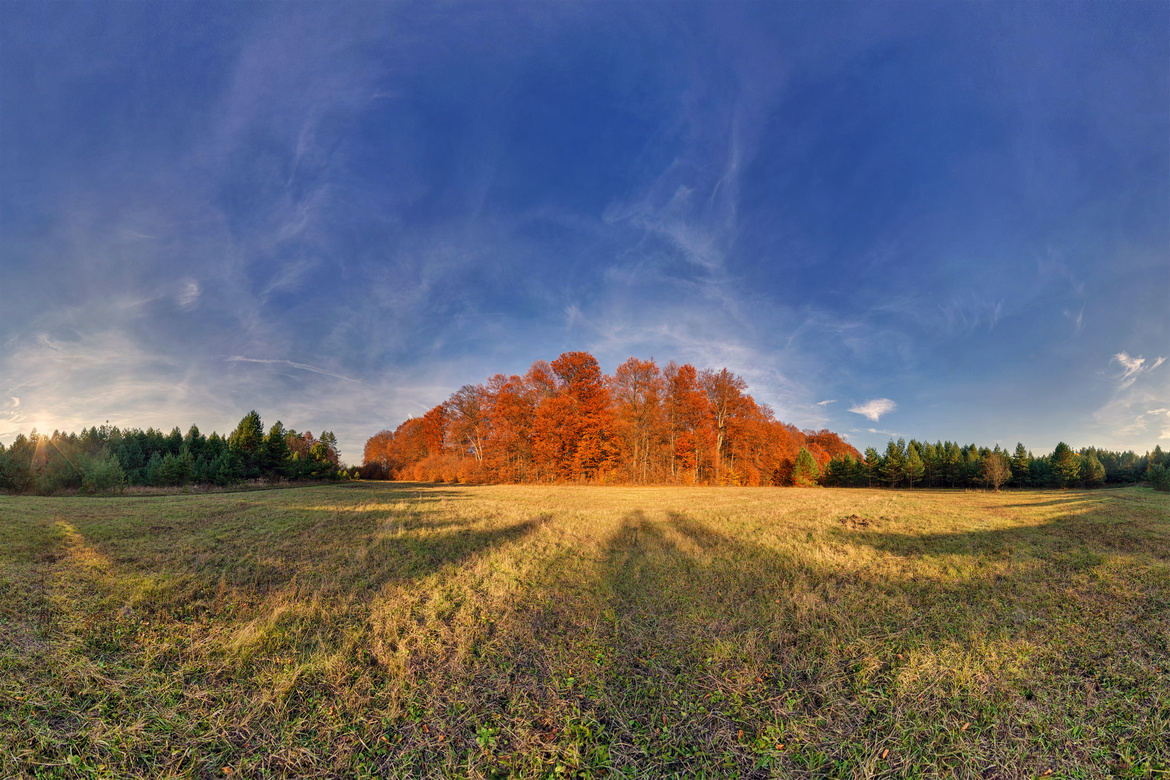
1, 484, 1167, 778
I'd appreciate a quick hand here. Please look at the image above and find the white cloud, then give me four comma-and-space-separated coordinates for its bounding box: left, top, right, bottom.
177, 278, 202, 309
224, 356, 366, 384
816, 399, 836, 406
10, 397, 19, 408
849, 398, 897, 422
1114, 351, 1166, 390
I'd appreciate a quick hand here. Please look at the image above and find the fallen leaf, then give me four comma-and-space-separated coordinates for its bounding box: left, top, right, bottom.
960, 722, 969, 732
881, 748, 889, 759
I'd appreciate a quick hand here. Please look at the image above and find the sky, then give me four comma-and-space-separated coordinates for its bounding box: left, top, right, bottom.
1, 1, 1168, 465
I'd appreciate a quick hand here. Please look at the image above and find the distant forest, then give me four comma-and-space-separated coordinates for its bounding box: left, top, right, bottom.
0, 411, 345, 495
360, 351, 1170, 492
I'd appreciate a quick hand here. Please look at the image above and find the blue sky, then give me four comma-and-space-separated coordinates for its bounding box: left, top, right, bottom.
2, 1, 1167, 464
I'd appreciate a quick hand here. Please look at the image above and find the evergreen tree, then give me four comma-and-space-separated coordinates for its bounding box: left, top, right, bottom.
882, 439, 906, 488
792, 447, 820, 486
1051, 442, 1080, 488
1010, 443, 1031, 488
941, 442, 962, 487
264, 421, 292, 478
863, 447, 881, 487
905, 442, 925, 488
1080, 451, 1105, 488
228, 411, 265, 479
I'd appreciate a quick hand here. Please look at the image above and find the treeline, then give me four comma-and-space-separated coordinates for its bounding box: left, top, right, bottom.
362, 351, 859, 485
822, 438, 1170, 491
0, 411, 345, 495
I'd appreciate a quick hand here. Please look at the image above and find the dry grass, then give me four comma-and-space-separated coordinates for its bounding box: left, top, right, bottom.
1, 484, 1167, 778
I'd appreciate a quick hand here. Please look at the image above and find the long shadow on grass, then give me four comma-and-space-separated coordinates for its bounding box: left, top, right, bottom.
570, 504, 1170, 777
52, 483, 548, 604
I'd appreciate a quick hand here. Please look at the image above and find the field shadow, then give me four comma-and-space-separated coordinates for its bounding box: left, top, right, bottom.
38, 484, 548, 607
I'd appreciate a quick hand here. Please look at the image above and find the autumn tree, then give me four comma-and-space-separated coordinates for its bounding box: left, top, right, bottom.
485, 373, 537, 481
663, 362, 706, 482
609, 357, 666, 482
448, 384, 490, 466
533, 352, 618, 481
700, 368, 747, 483
981, 449, 1012, 491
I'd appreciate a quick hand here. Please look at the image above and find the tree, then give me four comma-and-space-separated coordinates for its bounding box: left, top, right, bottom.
610, 357, 665, 483
1051, 442, 1081, 488
264, 421, 292, 478
791, 447, 820, 486
905, 442, 925, 488
981, 450, 1012, 491
448, 384, 491, 465
700, 368, 747, 483
532, 352, 617, 481
1080, 451, 1105, 489
882, 439, 906, 488
664, 362, 706, 482
1010, 443, 1031, 488
228, 411, 265, 479
863, 447, 881, 487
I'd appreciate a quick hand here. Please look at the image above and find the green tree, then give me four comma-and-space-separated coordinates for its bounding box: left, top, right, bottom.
1051, 442, 1080, 488
882, 439, 906, 488
1080, 451, 1105, 488
1010, 443, 1031, 488
791, 447, 821, 486
905, 442, 925, 488
863, 447, 881, 487
228, 411, 265, 479
264, 420, 292, 478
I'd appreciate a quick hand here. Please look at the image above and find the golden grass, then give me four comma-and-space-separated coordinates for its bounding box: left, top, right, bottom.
1, 484, 1167, 778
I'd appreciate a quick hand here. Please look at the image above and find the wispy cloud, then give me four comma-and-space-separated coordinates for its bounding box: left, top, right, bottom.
1113, 352, 1166, 390
849, 398, 897, 422
224, 356, 366, 384
816, 399, 836, 406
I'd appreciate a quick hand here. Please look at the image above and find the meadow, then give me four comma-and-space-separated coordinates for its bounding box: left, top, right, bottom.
1, 483, 1167, 779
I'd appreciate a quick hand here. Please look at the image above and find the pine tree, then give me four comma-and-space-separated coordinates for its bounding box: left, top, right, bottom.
882, 439, 907, 488
1052, 442, 1080, 488
228, 411, 265, 479
792, 447, 821, 486
905, 443, 925, 488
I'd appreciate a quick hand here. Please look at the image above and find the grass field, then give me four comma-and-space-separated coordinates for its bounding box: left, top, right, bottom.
1, 484, 1167, 779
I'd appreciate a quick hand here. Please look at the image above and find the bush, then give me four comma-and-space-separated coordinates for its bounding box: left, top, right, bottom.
1147, 463, 1170, 492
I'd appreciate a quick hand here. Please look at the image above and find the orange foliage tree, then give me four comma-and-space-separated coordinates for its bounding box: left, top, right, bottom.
362, 351, 860, 486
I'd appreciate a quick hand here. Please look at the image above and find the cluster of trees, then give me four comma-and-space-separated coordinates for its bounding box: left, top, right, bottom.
822, 439, 1169, 491
362, 351, 858, 485
0, 411, 344, 495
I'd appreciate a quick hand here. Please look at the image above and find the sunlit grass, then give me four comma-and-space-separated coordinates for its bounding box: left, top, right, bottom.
1, 484, 1167, 778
